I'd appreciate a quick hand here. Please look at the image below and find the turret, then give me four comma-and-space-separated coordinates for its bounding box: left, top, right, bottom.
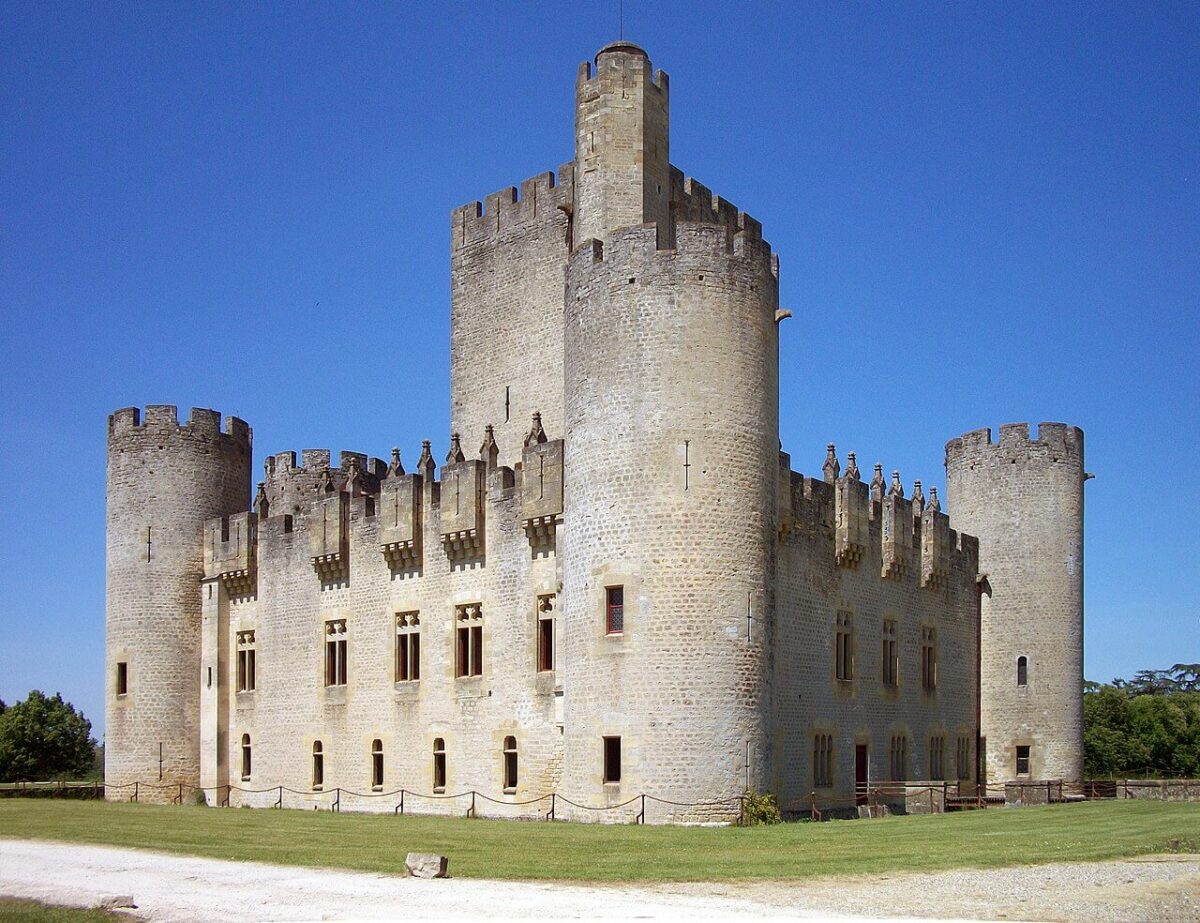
945, 423, 1086, 782
574, 42, 670, 247
560, 216, 780, 820
106, 406, 251, 801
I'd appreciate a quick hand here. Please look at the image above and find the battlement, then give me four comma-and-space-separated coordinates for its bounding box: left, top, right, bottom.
571, 220, 774, 273
261, 448, 386, 518
576, 42, 668, 94
451, 164, 575, 250
945, 422, 1084, 469
784, 445, 979, 589
107, 405, 251, 445
669, 167, 763, 245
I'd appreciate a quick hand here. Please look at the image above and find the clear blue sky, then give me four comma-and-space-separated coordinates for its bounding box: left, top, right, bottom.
1, 2, 1196, 739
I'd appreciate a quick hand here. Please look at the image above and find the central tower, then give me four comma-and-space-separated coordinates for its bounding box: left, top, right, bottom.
574, 42, 670, 247
560, 45, 780, 820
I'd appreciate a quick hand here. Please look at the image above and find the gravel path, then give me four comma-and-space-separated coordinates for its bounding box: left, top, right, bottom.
1, 839, 1197, 921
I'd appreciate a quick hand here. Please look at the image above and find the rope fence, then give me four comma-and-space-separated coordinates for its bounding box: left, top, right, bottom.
3, 777, 1197, 818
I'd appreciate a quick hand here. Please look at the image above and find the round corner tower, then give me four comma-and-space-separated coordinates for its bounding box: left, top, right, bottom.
945, 422, 1085, 783
106, 405, 251, 801
560, 45, 779, 821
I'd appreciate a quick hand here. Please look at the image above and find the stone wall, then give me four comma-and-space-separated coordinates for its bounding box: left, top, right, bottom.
205, 436, 564, 816
450, 169, 573, 468
773, 462, 979, 814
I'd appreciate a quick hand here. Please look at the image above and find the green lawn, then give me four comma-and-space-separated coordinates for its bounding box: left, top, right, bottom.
0, 898, 121, 922
0, 799, 1196, 882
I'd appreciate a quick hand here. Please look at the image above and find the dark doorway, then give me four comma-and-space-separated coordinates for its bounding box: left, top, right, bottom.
855, 744, 869, 806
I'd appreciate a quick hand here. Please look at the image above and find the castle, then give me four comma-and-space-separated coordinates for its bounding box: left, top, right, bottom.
105, 43, 1086, 822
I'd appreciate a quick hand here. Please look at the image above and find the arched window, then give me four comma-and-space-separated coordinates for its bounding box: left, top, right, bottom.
312, 741, 324, 790
240, 733, 252, 781
432, 738, 446, 793
502, 736, 518, 792
1017, 656, 1028, 687
371, 739, 384, 791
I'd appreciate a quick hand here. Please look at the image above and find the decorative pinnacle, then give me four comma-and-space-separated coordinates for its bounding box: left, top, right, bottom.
912, 479, 925, 512
870, 463, 886, 501
254, 481, 268, 517
446, 433, 465, 465
889, 470, 904, 499
480, 424, 499, 469
822, 443, 840, 483
317, 468, 336, 493
345, 457, 361, 495
845, 452, 861, 481
524, 411, 547, 447
928, 486, 941, 512
388, 447, 404, 478
417, 440, 435, 476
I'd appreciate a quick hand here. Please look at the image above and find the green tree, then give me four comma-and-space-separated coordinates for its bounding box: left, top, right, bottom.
0, 691, 96, 781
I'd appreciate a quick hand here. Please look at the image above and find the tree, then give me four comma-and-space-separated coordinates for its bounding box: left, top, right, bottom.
0, 691, 96, 782
1085, 666, 1200, 778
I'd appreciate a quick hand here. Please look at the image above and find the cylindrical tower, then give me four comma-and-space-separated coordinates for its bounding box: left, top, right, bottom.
574, 42, 670, 248
106, 405, 251, 801
559, 218, 780, 821
945, 422, 1085, 783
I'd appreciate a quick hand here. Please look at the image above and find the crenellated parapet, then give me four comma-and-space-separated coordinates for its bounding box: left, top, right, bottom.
790, 444, 979, 591
667, 168, 764, 250
261, 449, 386, 520
451, 165, 576, 253
203, 511, 257, 597
945, 422, 1084, 473
569, 218, 776, 290
108, 404, 251, 452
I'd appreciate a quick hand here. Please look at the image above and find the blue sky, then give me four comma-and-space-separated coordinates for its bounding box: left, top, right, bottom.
1, 2, 1196, 739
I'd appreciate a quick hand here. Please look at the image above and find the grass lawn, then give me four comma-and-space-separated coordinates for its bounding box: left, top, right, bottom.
0, 898, 122, 922
0, 799, 1196, 882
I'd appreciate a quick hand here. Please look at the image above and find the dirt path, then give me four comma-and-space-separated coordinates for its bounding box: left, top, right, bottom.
1, 839, 1197, 921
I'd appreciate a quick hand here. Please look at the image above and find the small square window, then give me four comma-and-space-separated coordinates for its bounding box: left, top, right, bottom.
1016, 745, 1031, 777
605, 587, 624, 635
603, 736, 622, 784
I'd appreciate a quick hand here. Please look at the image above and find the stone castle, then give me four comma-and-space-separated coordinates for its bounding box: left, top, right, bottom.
105, 43, 1086, 822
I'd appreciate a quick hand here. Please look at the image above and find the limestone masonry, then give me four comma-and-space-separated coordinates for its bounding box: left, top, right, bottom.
105, 43, 1087, 822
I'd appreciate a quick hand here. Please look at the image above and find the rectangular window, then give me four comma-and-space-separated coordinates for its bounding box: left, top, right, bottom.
603, 736, 622, 784
371, 739, 384, 792
236, 630, 256, 693
606, 586, 624, 635
1016, 744, 1031, 777
395, 612, 420, 682
433, 738, 447, 792
813, 733, 833, 788
115, 661, 128, 696
324, 619, 347, 686
537, 594, 556, 672
502, 736, 518, 792
455, 604, 483, 678
882, 620, 899, 687
956, 735, 971, 780
889, 734, 908, 781
930, 735, 945, 781
835, 611, 853, 682
312, 742, 324, 790
920, 626, 937, 692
